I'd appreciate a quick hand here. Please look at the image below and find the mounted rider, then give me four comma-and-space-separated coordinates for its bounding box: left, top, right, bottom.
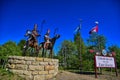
24, 24, 40, 48
32, 24, 40, 41
44, 29, 52, 48
31, 24, 40, 47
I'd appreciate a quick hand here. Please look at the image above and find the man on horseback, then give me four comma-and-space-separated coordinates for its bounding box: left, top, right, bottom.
44, 29, 52, 48
32, 24, 40, 42
31, 24, 40, 48
23, 24, 40, 56
24, 24, 40, 48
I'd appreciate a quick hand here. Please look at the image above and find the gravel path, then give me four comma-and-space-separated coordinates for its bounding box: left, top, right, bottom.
49, 71, 120, 80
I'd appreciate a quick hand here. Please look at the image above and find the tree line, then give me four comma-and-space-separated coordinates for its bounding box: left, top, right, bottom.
0, 32, 120, 71
56, 32, 120, 71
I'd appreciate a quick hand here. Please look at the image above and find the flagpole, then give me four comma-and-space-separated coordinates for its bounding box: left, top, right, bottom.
79, 19, 82, 72
95, 21, 102, 73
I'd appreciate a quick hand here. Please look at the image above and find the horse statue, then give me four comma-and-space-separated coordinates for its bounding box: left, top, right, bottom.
40, 34, 60, 58
23, 30, 40, 56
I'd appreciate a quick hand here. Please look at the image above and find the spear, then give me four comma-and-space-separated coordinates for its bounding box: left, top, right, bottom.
39, 20, 46, 42
53, 27, 59, 36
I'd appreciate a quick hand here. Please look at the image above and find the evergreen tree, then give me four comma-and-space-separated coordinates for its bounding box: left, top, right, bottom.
74, 31, 86, 71
57, 40, 78, 69
108, 45, 120, 69
87, 33, 106, 51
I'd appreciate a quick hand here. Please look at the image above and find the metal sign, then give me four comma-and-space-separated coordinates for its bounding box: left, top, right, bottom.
102, 49, 107, 56
95, 56, 115, 68
94, 55, 118, 78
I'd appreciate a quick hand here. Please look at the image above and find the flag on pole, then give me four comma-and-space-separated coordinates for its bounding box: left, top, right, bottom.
74, 26, 80, 33
89, 24, 98, 34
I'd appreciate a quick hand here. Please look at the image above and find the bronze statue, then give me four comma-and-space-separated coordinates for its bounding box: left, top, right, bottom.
23, 24, 40, 56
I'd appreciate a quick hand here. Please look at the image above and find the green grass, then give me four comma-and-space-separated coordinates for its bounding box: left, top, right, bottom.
0, 68, 24, 80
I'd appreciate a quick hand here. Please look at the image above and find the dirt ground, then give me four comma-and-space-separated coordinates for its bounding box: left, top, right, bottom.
50, 70, 120, 80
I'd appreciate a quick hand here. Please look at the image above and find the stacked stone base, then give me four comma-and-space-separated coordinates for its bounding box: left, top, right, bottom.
7, 56, 59, 80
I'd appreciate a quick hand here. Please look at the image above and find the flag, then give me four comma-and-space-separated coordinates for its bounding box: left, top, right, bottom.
74, 26, 80, 33
89, 25, 98, 34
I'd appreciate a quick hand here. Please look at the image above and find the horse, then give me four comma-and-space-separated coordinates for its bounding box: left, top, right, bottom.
23, 30, 40, 56
40, 34, 60, 58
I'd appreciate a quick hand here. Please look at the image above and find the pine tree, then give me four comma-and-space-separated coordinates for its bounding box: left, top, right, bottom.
74, 31, 86, 71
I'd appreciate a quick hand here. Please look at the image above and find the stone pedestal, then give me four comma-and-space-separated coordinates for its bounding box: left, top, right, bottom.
7, 56, 59, 80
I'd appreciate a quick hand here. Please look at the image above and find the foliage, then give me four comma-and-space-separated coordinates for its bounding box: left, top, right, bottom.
0, 68, 24, 80
17, 40, 26, 50
87, 33, 106, 50
74, 32, 86, 54
108, 45, 120, 69
74, 31, 86, 71
57, 32, 120, 72
0, 41, 22, 59
57, 40, 79, 69
82, 51, 95, 71
58, 31, 86, 70
0, 41, 22, 69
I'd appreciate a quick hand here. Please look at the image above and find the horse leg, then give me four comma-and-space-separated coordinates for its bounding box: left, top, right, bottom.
49, 49, 53, 58
42, 48, 47, 58
30, 47, 35, 56
42, 48, 45, 57
23, 44, 28, 56
35, 46, 39, 57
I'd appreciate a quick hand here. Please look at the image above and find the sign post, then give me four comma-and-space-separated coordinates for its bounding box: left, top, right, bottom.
94, 55, 118, 78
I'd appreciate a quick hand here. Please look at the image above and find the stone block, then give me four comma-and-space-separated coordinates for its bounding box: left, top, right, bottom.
24, 57, 35, 61
32, 71, 39, 75
48, 62, 54, 65
31, 61, 39, 65
8, 56, 17, 59
13, 60, 26, 64
34, 75, 45, 80
39, 62, 48, 65
39, 71, 48, 75
49, 70, 55, 74
15, 64, 28, 70
36, 57, 43, 61
8, 59, 14, 63
29, 65, 44, 71
7, 64, 15, 69
23, 71, 32, 76
52, 59, 59, 62
19, 75, 33, 80
45, 74, 53, 80
25, 76, 33, 80
45, 65, 55, 71
8, 56, 25, 60
10, 70, 23, 75
14, 56, 25, 60
26, 61, 31, 65
44, 58, 52, 62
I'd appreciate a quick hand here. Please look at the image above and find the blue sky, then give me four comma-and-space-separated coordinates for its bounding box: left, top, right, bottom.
0, 0, 120, 52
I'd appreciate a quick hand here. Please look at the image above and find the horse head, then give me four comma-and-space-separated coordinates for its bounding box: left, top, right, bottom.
54, 34, 60, 39
51, 34, 60, 42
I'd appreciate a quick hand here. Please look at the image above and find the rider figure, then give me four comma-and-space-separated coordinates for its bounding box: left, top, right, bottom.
24, 24, 40, 49
24, 30, 32, 48
44, 29, 51, 48
32, 24, 40, 43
